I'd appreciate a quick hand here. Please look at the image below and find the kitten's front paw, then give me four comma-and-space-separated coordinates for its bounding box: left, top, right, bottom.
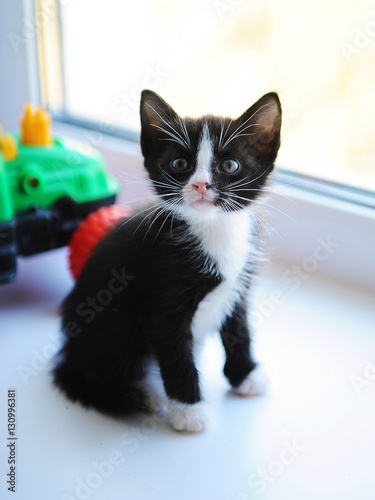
168, 401, 209, 432
234, 367, 268, 397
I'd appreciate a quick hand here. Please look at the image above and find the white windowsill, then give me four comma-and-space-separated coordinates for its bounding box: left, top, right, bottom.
1, 248, 374, 500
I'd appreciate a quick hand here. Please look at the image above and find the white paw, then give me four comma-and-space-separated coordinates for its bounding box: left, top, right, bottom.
168, 401, 209, 432
234, 367, 268, 397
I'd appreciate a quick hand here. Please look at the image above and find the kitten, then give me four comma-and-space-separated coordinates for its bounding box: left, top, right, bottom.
53, 89, 282, 432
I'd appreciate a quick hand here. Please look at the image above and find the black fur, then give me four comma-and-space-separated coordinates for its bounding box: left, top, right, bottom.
53, 90, 282, 420
54, 212, 220, 414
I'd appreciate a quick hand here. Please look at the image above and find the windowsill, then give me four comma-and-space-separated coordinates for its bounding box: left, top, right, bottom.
1, 249, 374, 499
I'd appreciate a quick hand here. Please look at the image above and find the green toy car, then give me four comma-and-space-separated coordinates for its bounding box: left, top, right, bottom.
0, 105, 121, 284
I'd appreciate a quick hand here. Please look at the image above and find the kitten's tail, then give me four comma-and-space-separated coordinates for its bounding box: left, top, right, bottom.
53, 363, 149, 417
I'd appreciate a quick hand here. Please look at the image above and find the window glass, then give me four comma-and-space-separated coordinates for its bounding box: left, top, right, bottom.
57, 0, 375, 189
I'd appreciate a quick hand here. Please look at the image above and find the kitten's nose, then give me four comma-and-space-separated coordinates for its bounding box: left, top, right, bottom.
193, 182, 210, 195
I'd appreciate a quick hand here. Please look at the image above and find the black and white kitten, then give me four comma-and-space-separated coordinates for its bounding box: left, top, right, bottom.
53, 90, 282, 432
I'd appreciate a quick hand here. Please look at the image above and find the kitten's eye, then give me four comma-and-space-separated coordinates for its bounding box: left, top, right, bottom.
171, 158, 189, 172
220, 159, 240, 174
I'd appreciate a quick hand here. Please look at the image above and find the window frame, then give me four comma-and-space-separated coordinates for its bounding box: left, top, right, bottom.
0, 0, 41, 128
1, 0, 374, 293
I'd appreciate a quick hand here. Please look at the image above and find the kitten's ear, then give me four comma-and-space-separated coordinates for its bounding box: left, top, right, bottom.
237, 92, 282, 162
140, 90, 179, 156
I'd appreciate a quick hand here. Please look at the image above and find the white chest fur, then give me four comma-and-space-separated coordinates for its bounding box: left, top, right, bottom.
189, 209, 257, 340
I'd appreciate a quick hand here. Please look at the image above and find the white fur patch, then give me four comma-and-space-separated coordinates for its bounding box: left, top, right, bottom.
193, 123, 213, 184
234, 367, 268, 397
140, 360, 167, 414
189, 209, 258, 342
181, 124, 215, 210
168, 400, 210, 432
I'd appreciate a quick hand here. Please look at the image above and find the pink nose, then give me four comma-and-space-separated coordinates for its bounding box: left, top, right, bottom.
193, 182, 209, 195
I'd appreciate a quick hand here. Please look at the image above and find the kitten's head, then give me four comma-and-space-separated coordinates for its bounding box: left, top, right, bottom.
140, 90, 281, 219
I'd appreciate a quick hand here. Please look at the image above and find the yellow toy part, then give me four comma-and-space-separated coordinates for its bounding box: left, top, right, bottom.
0, 125, 18, 161
20, 104, 52, 146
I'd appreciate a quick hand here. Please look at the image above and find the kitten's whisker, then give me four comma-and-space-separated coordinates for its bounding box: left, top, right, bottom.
161, 170, 184, 188
266, 184, 298, 205
143, 198, 181, 245
119, 195, 156, 206
223, 197, 243, 212
161, 169, 182, 183
152, 188, 180, 197
251, 210, 285, 241
233, 165, 274, 190
225, 175, 252, 189
153, 127, 189, 149
250, 212, 271, 238
225, 167, 272, 193
226, 178, 267, 193
229, 132, 256, 140
248, 165, 274, 184
159, 137, 189, 148
131, 203, 168, 239
151, 180, 181, 191
252, 199, 296, 223
113, 168, 149, 181
115, 179, 151, 190
178, 116, 191, 148
218, 118, 230, 152
122, 179, 180, 204
219, 119, 233, 152
221, 201, 231, 214
218, 119, 224, 151
222, 193, 280, 240
145, 102, 190, 149
249, 211, 272, 239
225, 192, 295, 225
141, 202, 175, 245
116, 202, 161, 233
152, 199, 183, 245
151, 184, 181, 195
221, 103, 271, 150
226, 193, 254, 204
221, 124, 257, 150
158, 192, 180, 198
227, 186, 263, 193
112, 166, 144, 178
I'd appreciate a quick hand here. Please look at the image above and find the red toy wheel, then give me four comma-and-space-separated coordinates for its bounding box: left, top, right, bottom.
68, 205, 131, 280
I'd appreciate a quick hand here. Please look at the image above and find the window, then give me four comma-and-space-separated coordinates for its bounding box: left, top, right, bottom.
37, 0, 375, 192
1, 0, 374, 291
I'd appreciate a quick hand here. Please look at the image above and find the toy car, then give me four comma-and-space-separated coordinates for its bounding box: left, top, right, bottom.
0, 104, 121, 284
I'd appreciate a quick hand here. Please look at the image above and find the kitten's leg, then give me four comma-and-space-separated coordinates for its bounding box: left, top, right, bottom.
220, 301, 267, 397
152, 336, 209, 432
139, 358, 167, 415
